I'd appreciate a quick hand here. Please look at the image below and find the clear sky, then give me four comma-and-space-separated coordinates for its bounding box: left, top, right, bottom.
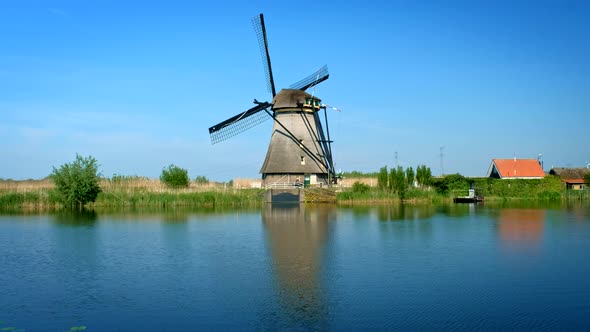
1, 0, 588, 181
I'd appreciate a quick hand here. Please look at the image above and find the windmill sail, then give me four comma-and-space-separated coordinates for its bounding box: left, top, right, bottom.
208, 102, 272, 144
252, 14, 276, 97
289, 65, 329, 91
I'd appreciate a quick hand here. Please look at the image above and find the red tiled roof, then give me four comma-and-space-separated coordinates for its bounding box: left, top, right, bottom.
493, 159, 545, 178
563, 178, 586, 184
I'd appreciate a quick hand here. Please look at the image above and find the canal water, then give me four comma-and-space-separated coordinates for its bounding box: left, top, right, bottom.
1, 203, 590, 331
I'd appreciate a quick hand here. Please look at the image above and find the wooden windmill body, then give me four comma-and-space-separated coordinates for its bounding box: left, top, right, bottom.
260, 89, 331, 186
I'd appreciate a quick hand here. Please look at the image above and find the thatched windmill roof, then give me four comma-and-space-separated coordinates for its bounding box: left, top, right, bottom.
549, 167, 590, 180
272, 89, 319, 111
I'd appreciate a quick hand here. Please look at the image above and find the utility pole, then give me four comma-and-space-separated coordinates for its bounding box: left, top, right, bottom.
395, 151, 398, 169
440, 146, 445, 176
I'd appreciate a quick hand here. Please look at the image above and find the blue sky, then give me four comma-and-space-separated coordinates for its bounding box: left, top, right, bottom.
1, 0, 588, 181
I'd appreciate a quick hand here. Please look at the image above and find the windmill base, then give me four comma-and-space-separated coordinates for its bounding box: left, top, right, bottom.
265, 188, 304, 203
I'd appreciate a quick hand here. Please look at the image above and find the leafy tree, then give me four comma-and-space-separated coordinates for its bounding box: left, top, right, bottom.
406, 166, 415, 187
416, 165, 425, 187
425, 167, 432, 185
51, 154, 101, 209
585, 172, 590, 185
160, 164, 189, 188
416, 165, 432, 187
388, 167, 396, 191
195, 175, 209, 185
377, 166, 388, 190
389, 166, 408, 198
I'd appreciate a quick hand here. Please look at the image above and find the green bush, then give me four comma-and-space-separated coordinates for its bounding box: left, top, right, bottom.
433, 174, 469, 195
110, 174, 147, 184
341, 170, 379, 178
160, 164, 189, 188
51, 154, 101, 209
195, 175, 209, 185
537, 191, 561, 200
470, 175, 563, 199
352, 181, 370, 194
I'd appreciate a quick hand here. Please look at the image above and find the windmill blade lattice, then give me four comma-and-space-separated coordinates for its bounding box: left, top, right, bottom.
208, 103, 272, 144
290, 65, 329, 91
252, 14, 276, 97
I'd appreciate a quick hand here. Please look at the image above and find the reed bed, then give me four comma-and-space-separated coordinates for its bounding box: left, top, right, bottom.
101, 176, 223, 193
0, 178, 54, 191
563, 189, 590, 202
1, 177, 587, 210
0, 177, 264, 209
96, 189, 264, 208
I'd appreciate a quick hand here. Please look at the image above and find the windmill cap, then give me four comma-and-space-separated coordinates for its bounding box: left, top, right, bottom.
272, 89, 321, 110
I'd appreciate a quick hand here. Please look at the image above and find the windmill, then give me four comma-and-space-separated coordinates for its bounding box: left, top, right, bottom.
208, 14, 337, 187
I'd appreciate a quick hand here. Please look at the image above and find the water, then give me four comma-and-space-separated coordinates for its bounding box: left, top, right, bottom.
1, 203, 590, 331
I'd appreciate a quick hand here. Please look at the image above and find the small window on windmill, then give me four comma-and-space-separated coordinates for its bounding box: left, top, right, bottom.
301, 156, 306, 165
298, 139, 303, 148
304, 98, 311, 106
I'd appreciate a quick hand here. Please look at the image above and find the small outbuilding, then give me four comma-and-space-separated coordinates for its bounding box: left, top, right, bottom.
549, 168, 589, 190
487, 158, 545, 179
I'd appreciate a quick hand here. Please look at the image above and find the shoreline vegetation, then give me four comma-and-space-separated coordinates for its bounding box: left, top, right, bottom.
0, 177, 266, 210
1, 172, 588, 211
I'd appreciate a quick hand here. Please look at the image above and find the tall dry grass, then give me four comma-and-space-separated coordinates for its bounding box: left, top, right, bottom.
0, 177, 264, 209
101, 176, 229, 194
0, 178, 54, 191
338, 177, 378, 188
233, 178, 263, 189
0, 177, 217, 193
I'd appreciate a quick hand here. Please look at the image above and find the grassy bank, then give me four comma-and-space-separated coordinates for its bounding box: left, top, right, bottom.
0, 188, 266, 209
97, 188, 265, 207
336, 187, 451, 204
1, 176, 588, 210
336, 176, 588, 204
336, 188, 589, 205
0, 177, 265, 209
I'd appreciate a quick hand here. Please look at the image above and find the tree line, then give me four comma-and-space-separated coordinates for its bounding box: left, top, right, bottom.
376, 165, 433, 198
51, 154, 212, 209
